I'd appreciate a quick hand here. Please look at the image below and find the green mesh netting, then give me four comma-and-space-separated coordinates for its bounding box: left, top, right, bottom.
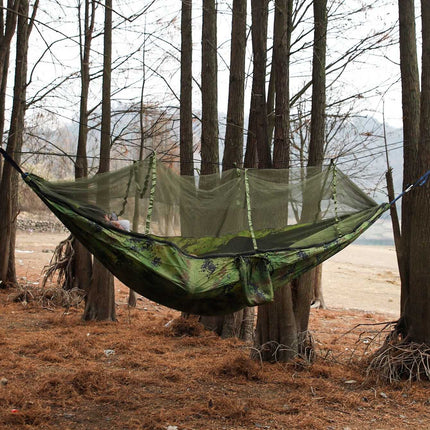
22, 157, 388, 315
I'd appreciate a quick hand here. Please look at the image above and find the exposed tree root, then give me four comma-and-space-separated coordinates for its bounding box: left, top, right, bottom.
9, 283, 85, 310
42, 234, 75, 290
251, 330, 315, 363
367, 328, 430, 382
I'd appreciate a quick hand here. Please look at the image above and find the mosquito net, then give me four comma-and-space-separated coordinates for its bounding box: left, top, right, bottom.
25, 155, 379, 258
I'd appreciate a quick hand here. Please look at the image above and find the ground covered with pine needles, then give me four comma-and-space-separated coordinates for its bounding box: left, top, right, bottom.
1, 282, 430, 430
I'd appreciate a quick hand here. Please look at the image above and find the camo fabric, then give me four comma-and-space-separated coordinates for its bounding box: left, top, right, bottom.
24, 173, 388, 316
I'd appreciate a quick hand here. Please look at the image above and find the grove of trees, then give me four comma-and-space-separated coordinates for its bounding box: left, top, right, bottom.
0, 0, 429, 379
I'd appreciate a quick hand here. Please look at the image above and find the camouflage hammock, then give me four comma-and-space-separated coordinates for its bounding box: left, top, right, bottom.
14, 154, 388, 315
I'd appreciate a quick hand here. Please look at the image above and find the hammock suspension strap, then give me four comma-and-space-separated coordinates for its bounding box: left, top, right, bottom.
244, 168, 258, 251
390, 168, 430, 205
145, 153, 157, 234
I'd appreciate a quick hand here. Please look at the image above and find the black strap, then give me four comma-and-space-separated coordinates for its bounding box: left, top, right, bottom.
0, 147, 26, 177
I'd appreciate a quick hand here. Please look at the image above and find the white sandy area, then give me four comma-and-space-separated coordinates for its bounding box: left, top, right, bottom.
15, 232, 401, 317
322, 244, 400, 317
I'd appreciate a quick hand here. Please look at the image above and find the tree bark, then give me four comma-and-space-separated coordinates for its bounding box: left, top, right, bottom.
305, 0, 327, 310
222, 0, 246, 170
82, 0, 115, 321
251, 0, 271, 168
199, 0, 255, 340
398, 0, 420, 317
200, 0, 219, 175
402, 0, 430, 343
180, 0, 194, 177
253, 0, 295, 361
0, 0, 34, 286
71, 0, 95, 294
0, 35, 10, 183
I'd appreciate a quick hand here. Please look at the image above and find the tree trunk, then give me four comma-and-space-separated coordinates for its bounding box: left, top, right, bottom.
0, 40, 10, 187
402, 0, 430, 343
200, 0, 218, 176
291, 0, 328, 354
220, 0, 253, 340
82, 0, 115, 321
398, 0, 420, 318
180, 0, 194, 177
254, 0, 295, 361
244, 95, 258, 168
0, 0, 34, 286
198, 0, 221, 332
199, 0, 254, 339
251, 0, 271, 168
306, 0, 327, 310
178, 0, 194, 317
222, 0, 246, 170
71, 0, 95, 294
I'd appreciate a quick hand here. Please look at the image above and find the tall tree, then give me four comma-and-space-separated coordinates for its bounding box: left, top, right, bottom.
370, 0, 430, 380
216, 0, 254, 341
200, 0, 218, 176
0, 0, 37, 286
397, 0, 420, 316
222, 0, 247, 171
180, 0, 194, 177
0, 0, 19, 180
198, 0, 221, 332
82, 0, 115, 321
254, 0, 295, 361
250, 0, 271, 169
71, 0, 96, 294
298, 0, 328, 311
404, 0, 430, 344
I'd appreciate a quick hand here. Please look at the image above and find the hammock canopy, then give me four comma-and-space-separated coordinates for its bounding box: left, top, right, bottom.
23, 156, 388, 315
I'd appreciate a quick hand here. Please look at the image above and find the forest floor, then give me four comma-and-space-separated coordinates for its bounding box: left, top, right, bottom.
1, 227, 430, 429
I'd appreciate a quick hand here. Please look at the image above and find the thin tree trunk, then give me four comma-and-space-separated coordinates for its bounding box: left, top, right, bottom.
0, 43, 9, 183
222, 0, 247, 170
178, 0, 194, 317
306, 0, 327, 310
200, 0, 218, 176
254, 0, 294, 361
198, 0, 221, 330
251, 0, 271, 168
83, 0, 115, 321
292, 0, 328, 353
0, 0, 34, 286
244, 95, 258, 168
71, 0, 95, 294
180, 0, 194, 177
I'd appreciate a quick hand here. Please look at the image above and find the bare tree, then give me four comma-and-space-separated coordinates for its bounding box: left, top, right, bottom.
0, 0, 37, 286
83, 0, 115, 321
251, 0, 271, 169
0, 0, 19, 180
200, 0, 219, 176
369, 0, 430, 380
70, 0, 97, 295
397, 0, 420, 315
254, 0, 295, 361
219, 0, 254, 341
299, 0, 328, 312
222, 0, 247, 171
180, 0, 194, 177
